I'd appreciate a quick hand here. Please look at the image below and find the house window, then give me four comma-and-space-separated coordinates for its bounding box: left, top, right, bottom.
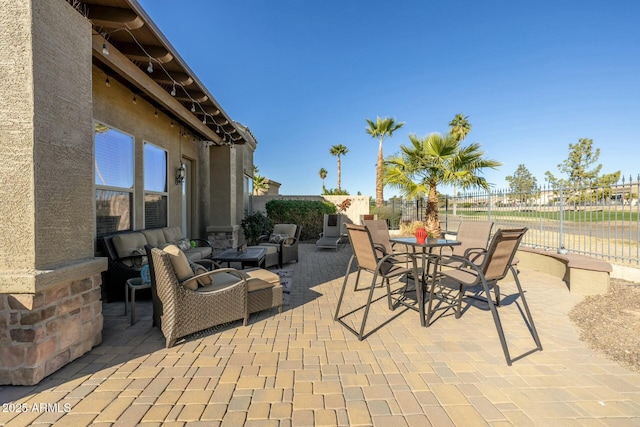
144, 142, 168, 229
94, 122, 134, 236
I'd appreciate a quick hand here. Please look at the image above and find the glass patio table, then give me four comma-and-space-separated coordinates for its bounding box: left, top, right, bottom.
389, 237, 461, 326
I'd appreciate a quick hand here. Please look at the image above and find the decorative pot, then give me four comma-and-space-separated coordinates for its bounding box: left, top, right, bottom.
415, 227, 428, 244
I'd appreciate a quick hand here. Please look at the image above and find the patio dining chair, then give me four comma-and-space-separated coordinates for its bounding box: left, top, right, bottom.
334, 224, 418, 340
363, 219, 412, 277
428, 227, 543, 365
440, 221, 494, 268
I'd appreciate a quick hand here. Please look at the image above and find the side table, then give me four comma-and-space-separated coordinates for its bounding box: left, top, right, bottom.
125, 277, 151, 325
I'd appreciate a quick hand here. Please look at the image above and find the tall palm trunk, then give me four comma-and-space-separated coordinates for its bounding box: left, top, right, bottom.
376, 140, 384, 207
452, 181, 457, 216
425, 182, 441, 237
337, 157, 342, 190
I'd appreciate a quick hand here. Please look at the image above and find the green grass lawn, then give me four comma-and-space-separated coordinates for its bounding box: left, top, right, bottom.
449, 209, 639, 222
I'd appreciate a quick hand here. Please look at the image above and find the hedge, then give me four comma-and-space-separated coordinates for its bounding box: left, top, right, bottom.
265, 200, 337, 241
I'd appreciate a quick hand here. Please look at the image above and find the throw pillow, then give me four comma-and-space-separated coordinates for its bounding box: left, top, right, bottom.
175, 238, 191, 252
131, 248, 148, 268
163, 244, 197, 290
269, 233, 290, 244
190, 262, 212, 287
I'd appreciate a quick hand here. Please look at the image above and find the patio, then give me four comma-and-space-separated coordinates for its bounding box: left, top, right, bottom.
1, 243, 640, 426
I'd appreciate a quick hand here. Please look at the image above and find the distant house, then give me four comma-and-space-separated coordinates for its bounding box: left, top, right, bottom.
0, 0, 259, 385
254, 179, 282, 196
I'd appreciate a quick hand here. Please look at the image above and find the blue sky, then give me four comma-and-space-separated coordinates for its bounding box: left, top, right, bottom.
139, 0, 640, 198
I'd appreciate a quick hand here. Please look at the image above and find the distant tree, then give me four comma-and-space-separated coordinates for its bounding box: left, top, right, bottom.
322, 188, 350, 195
545, 138, 620, 202
448, 113, 472, 143
252, 166, 269, 195
506, 164, 538, 203
318, 168, 328, 191
329, 145, 349, 191
448, 113, 473, 215
366, 116, 405, 207
384, 133, 500, 236
545, 138, 607, 188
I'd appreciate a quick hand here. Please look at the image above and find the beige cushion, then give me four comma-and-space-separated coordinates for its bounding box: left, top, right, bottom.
273, 224, 297, 238
112, 233, 148, 267
242, 267, 281, 292
191, 263, 212, 286
163, 244, 197, 290
141, 228, 167, 247
196, 272, 243, 293
162, 226, 184, 243
185, 246, 213, 261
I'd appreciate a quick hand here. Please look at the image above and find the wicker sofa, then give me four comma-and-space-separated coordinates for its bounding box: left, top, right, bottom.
101, 227, 213, 302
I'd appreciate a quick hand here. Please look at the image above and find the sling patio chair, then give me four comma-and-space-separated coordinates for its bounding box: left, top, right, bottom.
334, 224, 418, 340
363, 219, 412, 275
440, 221, 494, 268
427, 227, 543, 365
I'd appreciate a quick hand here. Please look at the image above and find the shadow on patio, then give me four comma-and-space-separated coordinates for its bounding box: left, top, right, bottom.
1, 242, 640, 425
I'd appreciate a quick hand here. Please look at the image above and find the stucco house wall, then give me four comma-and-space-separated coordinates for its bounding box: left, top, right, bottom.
92, 65, 200, 233
0, 0, 106, 385
0, 0, 257, 385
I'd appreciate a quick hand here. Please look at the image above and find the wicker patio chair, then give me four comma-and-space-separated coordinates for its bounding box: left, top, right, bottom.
149, 247, 249, 348
334, 224, 418, 340
428, 227, 543, 365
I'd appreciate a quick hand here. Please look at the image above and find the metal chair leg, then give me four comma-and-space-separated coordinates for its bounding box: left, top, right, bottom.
334, 256, 356, 321
511, 266, 543, 351
358, 271, 379, 340
480, 277, 512, 365
353, 269, 363, 291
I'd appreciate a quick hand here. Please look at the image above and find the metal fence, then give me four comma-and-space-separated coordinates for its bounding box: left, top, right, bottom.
384, 175, 640, 265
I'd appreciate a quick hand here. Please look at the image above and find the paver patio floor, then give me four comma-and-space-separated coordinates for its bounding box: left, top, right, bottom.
1, 243, 639, 426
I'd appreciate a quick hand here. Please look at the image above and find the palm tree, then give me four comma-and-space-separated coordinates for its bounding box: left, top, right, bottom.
448, 114, 472, 216
366, 117, 405, 207
329, 145, 349, 191
318, 167, 328, 191
384, 133, 501, 236
449, 113, 472, 143
252, 165, 269, 195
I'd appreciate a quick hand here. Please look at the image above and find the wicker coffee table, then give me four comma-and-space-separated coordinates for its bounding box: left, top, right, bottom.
212, 247, 267, 269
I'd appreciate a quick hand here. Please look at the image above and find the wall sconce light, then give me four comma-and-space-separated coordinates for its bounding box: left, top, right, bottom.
175, 163, 186, 185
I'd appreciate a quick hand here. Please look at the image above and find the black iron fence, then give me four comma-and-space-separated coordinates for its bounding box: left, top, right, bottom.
383, 175, 640, 265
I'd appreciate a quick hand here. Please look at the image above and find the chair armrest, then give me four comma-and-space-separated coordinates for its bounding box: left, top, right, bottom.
257, 235, 270, 243
463, 247, 487, 263
181, 268, 248, 291
283, 237, 298, 246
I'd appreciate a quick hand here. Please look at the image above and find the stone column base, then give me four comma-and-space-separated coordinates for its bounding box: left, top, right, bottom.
207, 225, 239, 252
0, 270, 104, 385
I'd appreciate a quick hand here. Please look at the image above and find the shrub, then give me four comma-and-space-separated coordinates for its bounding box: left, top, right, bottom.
266, 200, 337, 241
371, 205, 401, 229
399, 220, 425, 236
241, 211, 273, 245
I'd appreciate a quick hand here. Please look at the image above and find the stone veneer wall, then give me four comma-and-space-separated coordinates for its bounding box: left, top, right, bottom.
0, 274, 103, 385
207, 225, 240, 251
